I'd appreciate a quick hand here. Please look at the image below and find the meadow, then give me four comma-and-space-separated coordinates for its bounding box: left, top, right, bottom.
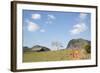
23, 49, 91, 62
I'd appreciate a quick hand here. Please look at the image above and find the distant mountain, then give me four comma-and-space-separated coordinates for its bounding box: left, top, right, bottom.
23, 46, 31, 52
31, 45, 50, 52
67, 38, 90, 49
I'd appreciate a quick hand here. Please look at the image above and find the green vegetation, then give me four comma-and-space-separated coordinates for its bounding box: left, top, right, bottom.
84, 44, 91, 53
23, 49, 90, 62
23, 38, 91, 62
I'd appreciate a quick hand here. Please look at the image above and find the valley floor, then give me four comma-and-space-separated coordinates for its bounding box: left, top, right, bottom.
23, 49, 91, 62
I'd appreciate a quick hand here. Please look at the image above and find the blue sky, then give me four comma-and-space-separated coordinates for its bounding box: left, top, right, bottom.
22, 10, 91, 50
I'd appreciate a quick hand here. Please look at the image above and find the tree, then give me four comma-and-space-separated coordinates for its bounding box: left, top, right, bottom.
84, 44, 91, 53
51, 41, 63, 50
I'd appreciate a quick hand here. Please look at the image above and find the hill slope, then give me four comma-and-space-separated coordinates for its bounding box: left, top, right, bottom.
31, 45, 50, 52
67, 38, 90, 49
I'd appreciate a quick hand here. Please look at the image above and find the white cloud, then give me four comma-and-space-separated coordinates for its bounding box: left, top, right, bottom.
46, 20, 52, 24
31, 14, 41, 20
27, 21, 40, 32
40, 29, 45, 32
48, 14, 55, 20
70, 23, 87, 35
79, 13, 88, 20
70, 13, 88, 35
46, 14, 56, 24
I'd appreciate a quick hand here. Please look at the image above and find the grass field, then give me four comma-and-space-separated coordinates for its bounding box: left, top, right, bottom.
23, 49, 91, 62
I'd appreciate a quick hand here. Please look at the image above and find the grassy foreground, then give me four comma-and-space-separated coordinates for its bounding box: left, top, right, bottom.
23, 49, 91, 62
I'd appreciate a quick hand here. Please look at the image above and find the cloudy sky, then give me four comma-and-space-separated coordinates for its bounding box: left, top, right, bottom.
22, 10, 91, 50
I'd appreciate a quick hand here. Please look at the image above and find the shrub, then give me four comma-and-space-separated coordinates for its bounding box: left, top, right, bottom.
84, 44, 91, 53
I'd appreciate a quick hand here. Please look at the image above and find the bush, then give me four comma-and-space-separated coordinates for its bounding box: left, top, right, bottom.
84, 44, 91, 53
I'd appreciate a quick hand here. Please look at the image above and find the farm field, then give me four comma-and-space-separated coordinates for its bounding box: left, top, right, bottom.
23, 49, 91, 62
